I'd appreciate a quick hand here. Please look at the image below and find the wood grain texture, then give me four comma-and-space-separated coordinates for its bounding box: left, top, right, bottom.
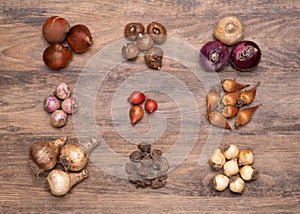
0, 0, 299, 213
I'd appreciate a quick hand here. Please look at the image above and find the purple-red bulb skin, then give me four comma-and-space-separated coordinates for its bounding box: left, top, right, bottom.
231, 41, 261, 72
200, 41, 230, 72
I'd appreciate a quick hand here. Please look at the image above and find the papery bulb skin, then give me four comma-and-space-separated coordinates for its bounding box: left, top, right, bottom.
222, 79, 249, 93
207, 111, 232, 130
130, 105, 144, 124
235, 104, 262, 128
67, 24, 93, 53
43, 43, 72, 70
200, 41, 230, 72
206, 88, 220, 113
237, 82, 260, 106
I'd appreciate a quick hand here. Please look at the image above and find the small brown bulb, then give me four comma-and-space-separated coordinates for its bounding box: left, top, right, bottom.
147, 22, 167, 44
206, 88, 220, 113
207, 111, 232, 130
122, 43, 139, 60
222, 79, 250, 93
47, 169, 88, 196
124, 22, 145, 41
144, 47, 163, 69
42, 16, 70, 44
214, 16, 244, 46
59, 142, 88, 171
237, 82, 260, 106
222, 105, 240, 119
29, 136, 67, 174
209, 148, 226, 170
67, 24, 93, 53
221, 91, 241, 106
43, 43, 73, 70
235, 104, 262, 128
130, 105, 144, 124
137, 34, 154, 51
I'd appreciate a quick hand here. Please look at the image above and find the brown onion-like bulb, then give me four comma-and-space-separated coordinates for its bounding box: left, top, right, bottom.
144, 47, 164, 69
43, 43, 73, 70
122, 43, 139, 60
55, 82, 71, 100
206, 88, 220, 113
237, 82, 260, 106
214, 16, 244, 46
67, 24, 93, 53
221, 79, 250, 93
207, 111, 232, 130
43, 95, 61, 113
130, 105, 144, 124
222, 105, 240, 119
29, 136, 67, 174
59, 138, 100, 171
42, 16, 70, 44
235, 104, 262, 128
221, 91, 242, 106
147, 22, 167, 44
62, 97, 78, 114
51, 110, 67, 128
47, 169, 89, 196
124, 22, 145, 41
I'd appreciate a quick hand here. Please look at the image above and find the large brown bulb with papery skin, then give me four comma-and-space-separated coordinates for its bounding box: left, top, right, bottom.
43, 43, 73, 70
42, 16, 70, 44
67, 24, 93, 53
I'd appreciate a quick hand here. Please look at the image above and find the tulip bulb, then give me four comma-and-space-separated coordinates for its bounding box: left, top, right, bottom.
235, 104, 262, 128
206, 88, 220, 113
222, 105, 240, 119
222, 91, 241, 106
47, 169, 88, 196
29, 136, 67, 175
207, 111, 232, 130
221, 79, 249, 93
237, 82, 260, 106
209, 148, 226, 170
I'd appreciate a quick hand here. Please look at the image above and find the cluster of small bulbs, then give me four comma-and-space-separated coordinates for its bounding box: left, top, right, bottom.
43, 82, 78, 128
29, 136, 99, 196
42, 16, 93, 70
206, 79, 262, 130
128, 91, 158, 125
122, 22, 167, 69
209, 144, 258, 194
199, 16, 261, 72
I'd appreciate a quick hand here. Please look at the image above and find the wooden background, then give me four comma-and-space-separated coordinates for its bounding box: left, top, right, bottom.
0, 0, 299, 213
